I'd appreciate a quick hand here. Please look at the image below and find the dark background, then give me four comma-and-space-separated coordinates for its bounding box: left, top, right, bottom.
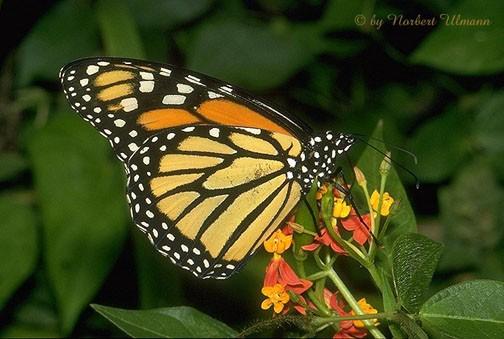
0, 0, 502, 336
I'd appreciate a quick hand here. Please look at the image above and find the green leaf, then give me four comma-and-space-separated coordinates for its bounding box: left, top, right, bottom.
356, 120, 417, 245
420, 280, 504, 338
410, 0, 504, 75
320, 0, 370, 31
437, 160, 504, 271
96, 0, 145, 58
0, 152, 28, 182
0, 194, 38, 310
127, 0, 211, 30
0, 270, 60, 337
409, 107, 471, 183
92, 304, 238, 338
379, 268, 405, 338
474, 90, 504, 153
185, 20, 322, 90
293, 181, 319, 250
16, 0, 99, 86
394, 312, 428, 339
392, 233, 443, 313
133, 232, 184, 308
28, 113, 128, 334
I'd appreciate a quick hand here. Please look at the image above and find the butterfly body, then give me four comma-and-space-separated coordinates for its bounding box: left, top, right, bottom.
60, 57, 355, 279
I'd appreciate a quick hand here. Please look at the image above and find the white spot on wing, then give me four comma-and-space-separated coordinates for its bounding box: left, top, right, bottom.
140, 71, 154, 80
114, 119, 126, 127
209, 128, 219, 137
177, 84, 193, 93
120, 98, 138, 112
86, 65, 99, 75
162, 95, 186, 105
140, 81, 154, 93
208, 91, 223, 99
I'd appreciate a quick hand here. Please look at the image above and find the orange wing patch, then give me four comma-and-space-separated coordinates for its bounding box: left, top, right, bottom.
197, 99, 293, 136
95, 70, 135, 86
138, 108, 201, 131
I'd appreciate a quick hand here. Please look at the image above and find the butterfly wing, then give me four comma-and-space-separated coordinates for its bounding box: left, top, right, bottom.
59, 57, 311, 163
127, 125, 304, 278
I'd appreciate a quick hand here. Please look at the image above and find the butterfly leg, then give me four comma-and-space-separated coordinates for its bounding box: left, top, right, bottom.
326, 167, 378, 244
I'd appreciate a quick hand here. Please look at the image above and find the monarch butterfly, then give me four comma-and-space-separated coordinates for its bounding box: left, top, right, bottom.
59, 57, 355, 279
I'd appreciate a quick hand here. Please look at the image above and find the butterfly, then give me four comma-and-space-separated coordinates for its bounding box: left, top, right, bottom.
59, 57, 355, 279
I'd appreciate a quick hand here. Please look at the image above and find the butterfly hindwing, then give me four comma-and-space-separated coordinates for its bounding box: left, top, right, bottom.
127, 125, 303, 278
59, 57, 310, 163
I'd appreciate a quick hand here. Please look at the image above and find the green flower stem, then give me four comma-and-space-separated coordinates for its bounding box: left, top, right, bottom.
324, 218, 368, 267
378, 203, 396, 239
313, 311, 394, 325
326, 267, 386, 338
366, 265, 383, 291
368, 170, 388, 261
306, 271, 329, 281
294, 256, 332, 316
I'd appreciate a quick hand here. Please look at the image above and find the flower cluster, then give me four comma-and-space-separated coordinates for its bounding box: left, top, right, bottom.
325, 289, 379, 338
261, 229, 312, 314
259, 163, 396, 338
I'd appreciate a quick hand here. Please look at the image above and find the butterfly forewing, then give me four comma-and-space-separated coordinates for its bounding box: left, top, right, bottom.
127, 125, 303, 278
60, 57, 310, 163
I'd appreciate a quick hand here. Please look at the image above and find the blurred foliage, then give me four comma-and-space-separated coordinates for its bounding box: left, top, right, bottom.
0, 0, 502, 336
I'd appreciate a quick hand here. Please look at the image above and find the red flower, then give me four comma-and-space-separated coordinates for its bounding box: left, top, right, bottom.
341, 212, 372, 246
323, 289, 368, 339
301, 228, 347, 255
264, 255, 312, 294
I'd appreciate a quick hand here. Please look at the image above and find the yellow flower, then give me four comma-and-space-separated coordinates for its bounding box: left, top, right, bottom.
370, 190, 394, 216
333, 198, 351, 219
261, 283, 290, 314
264, 230, 292, 255
351, 298, 379, 328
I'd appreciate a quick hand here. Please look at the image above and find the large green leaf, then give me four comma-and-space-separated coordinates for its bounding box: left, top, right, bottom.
294, 182, 319, 251
392, 233, 443, 313
28, 113, 128, 334
96, 0, 145, 59
92, 304, 238, 338
320, 0, 370, 31
16, 0, 99, 86
474, 90, 504, 153
408, 107, 471, 183
437, 160, 504, 271
0, 194, 38, 310
133, 232, 184, 308
410, 0, 504, 75
356, 121, 416, 246
185, 20, 323, 90
0, 152, 28, 182
126, 0, 211, 30
0, 270, 60, 338
420, 280, 504, 338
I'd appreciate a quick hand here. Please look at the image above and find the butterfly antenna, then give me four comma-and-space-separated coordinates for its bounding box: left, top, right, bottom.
352, 133, 418, 164
353, 135, 420, 189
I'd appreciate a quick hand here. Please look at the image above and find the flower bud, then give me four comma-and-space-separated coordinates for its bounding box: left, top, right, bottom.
353, 166, 366, 186
379, 152, 392, 176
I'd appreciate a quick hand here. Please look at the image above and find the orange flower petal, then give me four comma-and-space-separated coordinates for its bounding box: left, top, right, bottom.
273, 302, 284, 314
261, 299, 273, 310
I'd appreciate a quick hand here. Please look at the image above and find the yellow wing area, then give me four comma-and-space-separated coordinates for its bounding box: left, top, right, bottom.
127, 126, 304, 278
